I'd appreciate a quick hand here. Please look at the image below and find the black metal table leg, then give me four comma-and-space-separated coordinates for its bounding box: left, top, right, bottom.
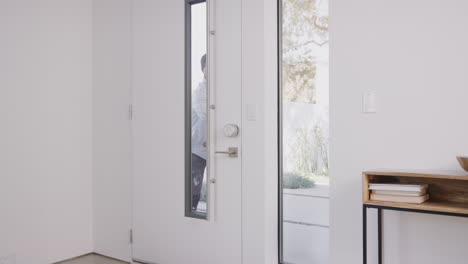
363, 205, 367, 264
378, 208, 383, 264
364, 204, 468, 264
363, 206, 383, 264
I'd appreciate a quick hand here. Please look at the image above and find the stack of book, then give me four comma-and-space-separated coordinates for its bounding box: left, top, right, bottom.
369, 183, 429, 204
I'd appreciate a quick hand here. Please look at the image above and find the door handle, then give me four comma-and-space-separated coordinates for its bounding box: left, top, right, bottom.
215, 147, 238, 158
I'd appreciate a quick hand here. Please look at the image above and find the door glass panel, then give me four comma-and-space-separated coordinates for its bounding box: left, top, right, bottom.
186, 0, 208, 219
280, 0, 329, 263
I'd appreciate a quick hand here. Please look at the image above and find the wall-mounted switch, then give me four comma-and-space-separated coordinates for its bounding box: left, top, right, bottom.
247, 104, 257, 121
363, 91, 377, 113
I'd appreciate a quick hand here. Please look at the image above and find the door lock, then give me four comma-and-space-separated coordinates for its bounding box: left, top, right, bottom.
223, 124, 239, 137
215, 147, 238, 158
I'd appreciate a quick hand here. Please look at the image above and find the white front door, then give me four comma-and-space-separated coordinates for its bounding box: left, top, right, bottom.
131, 0, 242, 263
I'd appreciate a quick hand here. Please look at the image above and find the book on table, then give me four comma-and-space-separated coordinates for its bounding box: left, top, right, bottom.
369, 183, 429, 204
371, 189, 426, 196
370, 193, 429, 204
369, 183, 428, 192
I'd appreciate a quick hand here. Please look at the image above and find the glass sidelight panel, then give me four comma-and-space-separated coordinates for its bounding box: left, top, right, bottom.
185, 0, 208, 219
280, 0, 329, 263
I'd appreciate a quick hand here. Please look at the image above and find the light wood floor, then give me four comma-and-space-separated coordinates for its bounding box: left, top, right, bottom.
55, 254, 128, 264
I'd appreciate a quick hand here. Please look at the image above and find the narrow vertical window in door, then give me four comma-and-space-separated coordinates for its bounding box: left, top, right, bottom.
185, 0, 208, 219
279, 0, 329, 263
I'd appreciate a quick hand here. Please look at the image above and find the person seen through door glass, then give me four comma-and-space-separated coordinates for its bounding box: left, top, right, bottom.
191, 54, 208, 211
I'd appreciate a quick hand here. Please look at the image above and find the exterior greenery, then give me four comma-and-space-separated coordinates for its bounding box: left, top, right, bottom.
282, 0, 328, 104
283, 0, 329, 185
283, 172, 315, 189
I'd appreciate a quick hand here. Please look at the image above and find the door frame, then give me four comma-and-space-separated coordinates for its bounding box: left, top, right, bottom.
238, 0, 279, 263
277, 0, 283, 261
264, 0, 280, 263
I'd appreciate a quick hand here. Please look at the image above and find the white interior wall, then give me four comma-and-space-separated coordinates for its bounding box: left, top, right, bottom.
92, 0, 132, 262
0, 1, 93, 264
330, 0, 468, 263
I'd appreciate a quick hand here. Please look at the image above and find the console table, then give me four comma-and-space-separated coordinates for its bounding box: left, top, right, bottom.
363, 170, 468, 264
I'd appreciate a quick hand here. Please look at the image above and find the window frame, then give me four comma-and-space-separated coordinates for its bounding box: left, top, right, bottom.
185, 0, 208, 220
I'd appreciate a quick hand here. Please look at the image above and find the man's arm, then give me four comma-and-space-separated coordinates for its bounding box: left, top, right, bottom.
192, 83, 207, 120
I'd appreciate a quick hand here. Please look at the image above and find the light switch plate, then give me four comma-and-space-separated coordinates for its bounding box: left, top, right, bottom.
363, 91, 377, 113
247, 104, 257, 121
